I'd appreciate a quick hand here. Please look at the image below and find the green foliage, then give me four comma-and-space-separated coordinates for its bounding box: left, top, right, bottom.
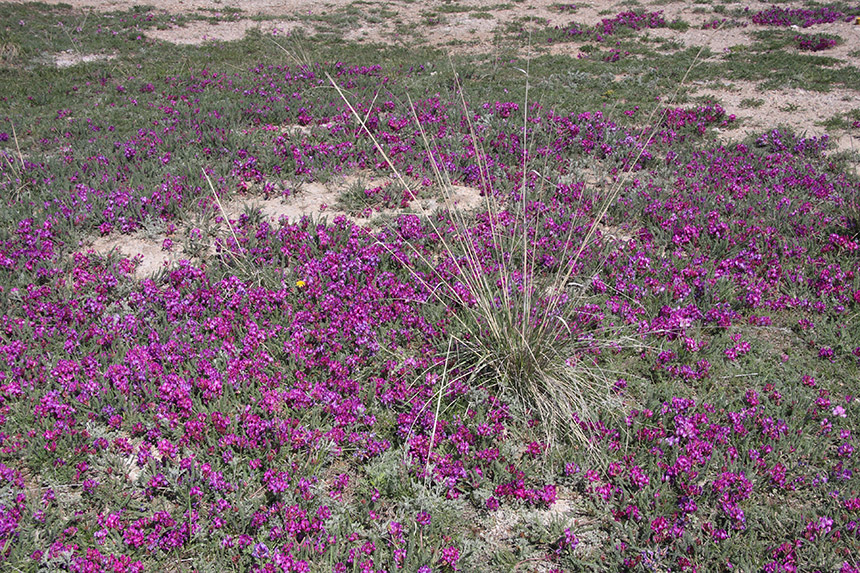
1, 2, 859, 571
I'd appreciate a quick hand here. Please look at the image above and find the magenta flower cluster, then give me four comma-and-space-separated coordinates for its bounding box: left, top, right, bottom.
751, 6, 844, 28
794, 34, 839, 52
551, 10, 668, 43
0, 54, 857, 571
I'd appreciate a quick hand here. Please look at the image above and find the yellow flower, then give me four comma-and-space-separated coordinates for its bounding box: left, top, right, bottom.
296, 280, 306, 288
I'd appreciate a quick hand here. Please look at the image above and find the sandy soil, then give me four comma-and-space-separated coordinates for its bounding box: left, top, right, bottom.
40, 0, 858, 273
39, 0, 859, 146
87, 173, 482, 279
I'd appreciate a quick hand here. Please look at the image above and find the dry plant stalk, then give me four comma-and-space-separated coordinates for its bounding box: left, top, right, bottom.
202, 168, 243, 262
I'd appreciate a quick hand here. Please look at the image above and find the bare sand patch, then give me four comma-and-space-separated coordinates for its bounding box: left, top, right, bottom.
416, 184, 485, 213
81, 171, 483, 278
88, 231, 181, 279
49, 50, 116, 68
645, 26, 754, 55
692, 81, 860, 153
477, 489, 606, 570
225, 180, 357, 224
146, 18, 301, 45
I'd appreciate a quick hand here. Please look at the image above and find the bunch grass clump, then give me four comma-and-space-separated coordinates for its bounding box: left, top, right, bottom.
325, 56, 654, 454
